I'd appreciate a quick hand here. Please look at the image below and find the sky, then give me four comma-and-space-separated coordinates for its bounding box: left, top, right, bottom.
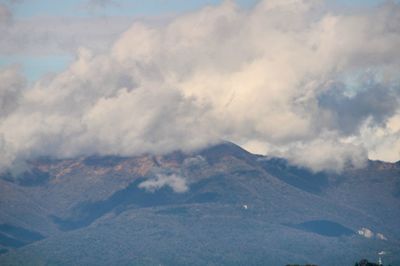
0, 0, 400, 172
1, 0, 396, 82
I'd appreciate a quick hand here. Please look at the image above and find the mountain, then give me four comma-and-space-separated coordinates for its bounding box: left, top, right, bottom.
0, 142, 399, 265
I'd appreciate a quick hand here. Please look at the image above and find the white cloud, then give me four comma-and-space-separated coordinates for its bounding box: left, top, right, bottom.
0, 66, 25, 117
138, 173, 188, 193
1, 0, 400, 171
358, 227, 374, 239
279, 135, 368, 172
376, 233, 387, 241
357, 228, 388, 241
360, 115, 400, 162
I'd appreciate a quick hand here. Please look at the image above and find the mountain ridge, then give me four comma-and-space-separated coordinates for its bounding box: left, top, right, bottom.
0, 141, 399, 265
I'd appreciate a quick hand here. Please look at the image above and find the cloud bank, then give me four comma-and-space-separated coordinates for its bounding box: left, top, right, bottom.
1, 0, 400, 172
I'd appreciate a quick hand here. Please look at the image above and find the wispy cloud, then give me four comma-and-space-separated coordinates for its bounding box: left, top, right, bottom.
139, 173, 189, 193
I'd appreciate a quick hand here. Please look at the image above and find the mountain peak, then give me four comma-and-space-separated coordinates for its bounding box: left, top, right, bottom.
197, 141, 255, 164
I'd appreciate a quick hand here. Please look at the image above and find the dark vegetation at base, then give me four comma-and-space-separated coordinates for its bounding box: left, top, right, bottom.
286, 264, 318, 266
52, 176, 224, 231
286, 261, 391, 266
394, 180, 400, 198
0, 224, 44, 250
155, 207, 188, 215
0, 248, 8, 255
355, 259, 392, 266
186, 192, 220, 203
0, 233, 25, 248
287, 220, 355, 237
0, 224, 44, 242
51, 179, 187, 231
51, 174, 232, 231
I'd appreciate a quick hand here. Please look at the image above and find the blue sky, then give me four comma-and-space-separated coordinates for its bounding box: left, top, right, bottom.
9, 0, 258, 18
0, 0, 397, 83
7, 0, 394, 19
0, 54, 73, 82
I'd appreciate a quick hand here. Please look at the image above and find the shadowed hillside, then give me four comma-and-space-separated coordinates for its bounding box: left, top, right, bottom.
0, 142, 399, 265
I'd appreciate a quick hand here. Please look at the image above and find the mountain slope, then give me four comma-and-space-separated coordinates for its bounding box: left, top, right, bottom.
0, 142, 399, 265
